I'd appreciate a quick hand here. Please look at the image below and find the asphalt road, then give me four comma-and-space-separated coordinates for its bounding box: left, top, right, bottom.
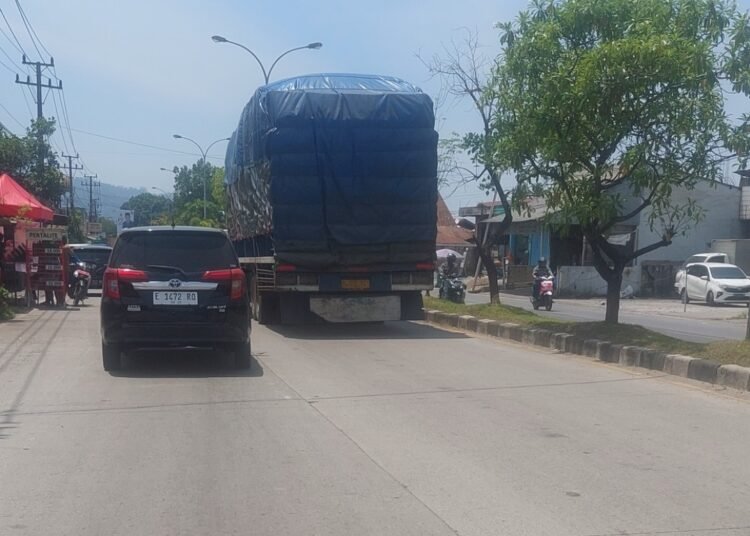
465, 291, 746, 343
2, 301, 750, 535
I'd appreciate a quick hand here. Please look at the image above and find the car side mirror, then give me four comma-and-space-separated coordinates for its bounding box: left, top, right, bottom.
700, 275, 708, 280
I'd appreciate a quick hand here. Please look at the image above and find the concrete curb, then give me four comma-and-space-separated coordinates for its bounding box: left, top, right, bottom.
423, 309, 750, 393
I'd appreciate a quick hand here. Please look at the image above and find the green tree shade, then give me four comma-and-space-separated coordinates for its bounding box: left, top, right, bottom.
0, 118, 66, 209
98, 217, 117, 237
120, 192, 171, 226
173, 160, 215, 210
488, 0, 750, 323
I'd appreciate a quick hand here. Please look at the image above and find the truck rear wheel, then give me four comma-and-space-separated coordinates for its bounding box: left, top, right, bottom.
256, 292, 280, 324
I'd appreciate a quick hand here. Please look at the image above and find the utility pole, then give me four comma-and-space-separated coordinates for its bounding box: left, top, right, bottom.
82, 174, 100, 222
61, 153, 82, 215
15, 55, 62, 190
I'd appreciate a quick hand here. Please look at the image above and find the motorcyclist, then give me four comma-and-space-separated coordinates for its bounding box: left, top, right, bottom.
532, 257, 553, 300
441, 253, 459, 278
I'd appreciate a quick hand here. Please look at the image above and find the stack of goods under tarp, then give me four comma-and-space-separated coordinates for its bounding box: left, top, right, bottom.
224, 73, 438, 267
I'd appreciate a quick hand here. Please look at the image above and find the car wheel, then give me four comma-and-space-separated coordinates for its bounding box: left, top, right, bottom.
234, 341, 251, 370
706, 291, 715, 306
102, 342, 121, 371
680, 288, 689, 304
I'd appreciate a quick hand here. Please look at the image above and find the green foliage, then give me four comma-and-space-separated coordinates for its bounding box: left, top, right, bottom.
0, 118, 66, 208
121, 192, 171, 226
173, 160, 215, 209
488, 0, 750, 321
68, 209, 85, 243
0, 286, 14, 321
98, 217, 117, 237
491, 0, 749, 235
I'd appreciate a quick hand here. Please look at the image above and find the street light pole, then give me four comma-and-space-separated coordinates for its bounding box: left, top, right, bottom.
151, 186, 175, 227
211, 35, 322, 84
171, 135, 229, 219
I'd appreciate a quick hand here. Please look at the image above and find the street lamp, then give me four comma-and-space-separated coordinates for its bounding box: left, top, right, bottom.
151, 186, 175, 227
170, 135, 230, 219
211, 35, 323, 84
159, 167, 177, 174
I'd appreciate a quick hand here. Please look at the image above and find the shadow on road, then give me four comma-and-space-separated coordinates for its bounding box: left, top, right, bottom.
267, 320, 469, 340
109, 348, 264, 379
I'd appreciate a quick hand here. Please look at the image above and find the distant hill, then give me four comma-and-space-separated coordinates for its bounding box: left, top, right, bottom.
72, 178, 146, 221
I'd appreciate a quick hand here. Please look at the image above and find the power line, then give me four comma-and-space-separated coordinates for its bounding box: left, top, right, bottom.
0, 20, 22, 55
68, 128, 224, 160
50, 89, 70, 154
0, 101, 24, 129
0, 6, 26, 57
13, 0, 42, 61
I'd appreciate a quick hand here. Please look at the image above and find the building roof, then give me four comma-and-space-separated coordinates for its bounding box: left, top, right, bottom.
437, 194, 474, 247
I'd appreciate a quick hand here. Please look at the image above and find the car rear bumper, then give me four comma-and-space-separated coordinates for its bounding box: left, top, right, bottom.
101, 302, 250, 348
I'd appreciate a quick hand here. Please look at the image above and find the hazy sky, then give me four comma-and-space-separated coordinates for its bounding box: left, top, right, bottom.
0, 0, 748, 215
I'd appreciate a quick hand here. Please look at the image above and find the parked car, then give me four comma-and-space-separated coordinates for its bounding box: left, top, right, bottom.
66, 244, 112, 289
675, 262, 750, 305
100, 226, 251, 371
674, 252, 729, 295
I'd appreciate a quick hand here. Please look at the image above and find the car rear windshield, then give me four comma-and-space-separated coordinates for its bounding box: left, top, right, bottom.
72, 248, 111, 265
111, 232, 238, 272
709, 266, 746, 280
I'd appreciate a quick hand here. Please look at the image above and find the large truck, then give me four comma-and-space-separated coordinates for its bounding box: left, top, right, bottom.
710, 239, 750, 274
224, 74, 438, 324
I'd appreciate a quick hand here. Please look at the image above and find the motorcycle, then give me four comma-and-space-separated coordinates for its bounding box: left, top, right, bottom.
531, 275, 554, 311
438, 274, 466, 304
67, 262, 91, 306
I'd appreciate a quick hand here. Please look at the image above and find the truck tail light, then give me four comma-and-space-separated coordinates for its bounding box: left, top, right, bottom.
416, 262, 435, 270
103, 268, 147, 300
203, 268, 246, 300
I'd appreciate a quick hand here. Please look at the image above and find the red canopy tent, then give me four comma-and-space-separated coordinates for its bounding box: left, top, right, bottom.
0, 173, 54, 222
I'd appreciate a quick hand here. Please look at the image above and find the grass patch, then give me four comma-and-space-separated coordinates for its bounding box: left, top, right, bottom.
424, 296, 750, 367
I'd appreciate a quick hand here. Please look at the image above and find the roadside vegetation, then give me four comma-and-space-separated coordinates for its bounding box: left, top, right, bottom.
424, 297, 750, 367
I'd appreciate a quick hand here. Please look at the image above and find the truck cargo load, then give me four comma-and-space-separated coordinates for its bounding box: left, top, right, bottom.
225, 73, 438, 267
225, 74, 439, 324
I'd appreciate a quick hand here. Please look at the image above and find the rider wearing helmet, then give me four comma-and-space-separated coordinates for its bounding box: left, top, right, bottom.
441, 253, 459, 277
532, 257, 552, 300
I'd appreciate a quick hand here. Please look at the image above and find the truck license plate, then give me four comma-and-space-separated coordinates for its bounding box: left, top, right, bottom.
341, 279, 370, 290
153, 291, 198, 305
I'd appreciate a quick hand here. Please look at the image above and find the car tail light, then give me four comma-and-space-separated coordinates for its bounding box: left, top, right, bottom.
203, 268, 246, 300
103, 268, 147, 300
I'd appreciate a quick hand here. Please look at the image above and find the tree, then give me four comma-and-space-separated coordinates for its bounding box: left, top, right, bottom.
98, 217, 117, 238
0, 118, 66, 208
173, 160, 216, 210
489, 0, 750, 323
121, 192, 171, 226
420, 29, 515, 305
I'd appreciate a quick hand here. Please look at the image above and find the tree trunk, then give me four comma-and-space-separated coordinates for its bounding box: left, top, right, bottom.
478, 246, 500, 304
604, 271, 623, 324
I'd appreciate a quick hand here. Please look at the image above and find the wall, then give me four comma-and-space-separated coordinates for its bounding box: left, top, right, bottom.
636, 181, 742, 264
556, 265, 642, 297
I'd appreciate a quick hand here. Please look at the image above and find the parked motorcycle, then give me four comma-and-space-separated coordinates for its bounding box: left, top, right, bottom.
438, 275, 466, 304
67, 262, 91, 306
531, 275, 554, 311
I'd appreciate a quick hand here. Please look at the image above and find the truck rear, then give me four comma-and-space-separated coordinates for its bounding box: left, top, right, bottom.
224, 73, 438, 324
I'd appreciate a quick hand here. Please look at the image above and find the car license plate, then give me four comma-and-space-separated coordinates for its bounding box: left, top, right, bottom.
153, 291, 198, 305
341, 279, 370, 290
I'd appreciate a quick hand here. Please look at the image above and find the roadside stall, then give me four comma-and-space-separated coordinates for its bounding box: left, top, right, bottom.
0, 173, 60, 305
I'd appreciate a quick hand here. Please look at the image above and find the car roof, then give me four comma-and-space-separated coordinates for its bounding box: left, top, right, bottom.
67, 243, 112, 250
118, 226, 228, 235
700, 262, 742, 268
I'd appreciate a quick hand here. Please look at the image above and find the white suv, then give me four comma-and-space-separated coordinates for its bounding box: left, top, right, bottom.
674, 252, 728, 295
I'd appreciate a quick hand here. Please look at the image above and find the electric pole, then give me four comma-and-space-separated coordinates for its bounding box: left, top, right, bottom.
82, 174, 100, 222
61, 153, 82, 215
15, 55, 62, 189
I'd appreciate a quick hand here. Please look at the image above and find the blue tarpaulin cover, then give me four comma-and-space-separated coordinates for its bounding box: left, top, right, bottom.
225, 73, 438, 267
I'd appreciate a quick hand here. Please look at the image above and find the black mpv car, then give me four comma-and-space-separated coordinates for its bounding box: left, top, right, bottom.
100, 226, 251, 371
